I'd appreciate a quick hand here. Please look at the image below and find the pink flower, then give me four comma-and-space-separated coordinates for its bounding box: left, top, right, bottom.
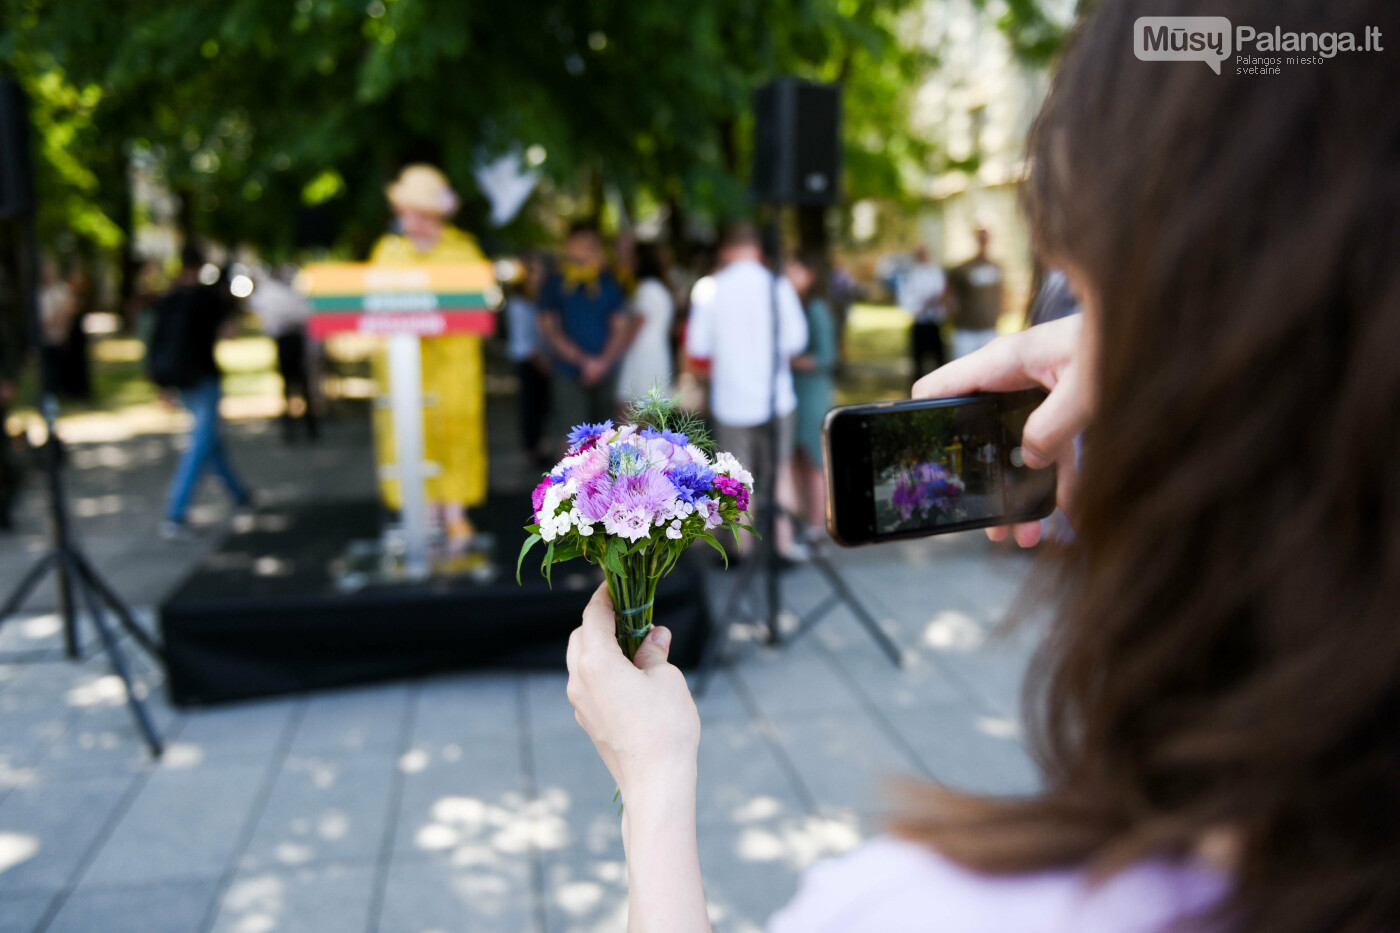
603, 502, 653, 542
572, 446, 610, 485
531, 479, 552, 521
714, 475, 742, 497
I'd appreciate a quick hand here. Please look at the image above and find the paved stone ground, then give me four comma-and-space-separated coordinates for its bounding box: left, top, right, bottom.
0, 396, 1043, 933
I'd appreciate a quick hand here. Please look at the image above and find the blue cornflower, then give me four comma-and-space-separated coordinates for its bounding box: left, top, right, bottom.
567, 420, 614, 450
667, 463, 716, 505
639, 427, 690, 447
549, 466, 573, 486
608, 444, 647, 477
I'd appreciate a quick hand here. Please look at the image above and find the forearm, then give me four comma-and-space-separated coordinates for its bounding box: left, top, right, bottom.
623, 765, 710, 933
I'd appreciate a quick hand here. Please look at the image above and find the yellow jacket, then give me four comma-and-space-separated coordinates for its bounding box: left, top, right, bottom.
369, 225, 488, 509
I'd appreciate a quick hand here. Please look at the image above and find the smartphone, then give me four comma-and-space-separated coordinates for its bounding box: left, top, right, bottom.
823, 390, 1057, 546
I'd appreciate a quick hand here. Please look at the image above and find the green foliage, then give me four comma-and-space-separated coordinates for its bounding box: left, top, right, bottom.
5, 0, 944, 259
625, 387, 715, 454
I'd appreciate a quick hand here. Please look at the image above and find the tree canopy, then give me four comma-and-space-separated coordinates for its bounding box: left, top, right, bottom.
2, 0, 1066, 262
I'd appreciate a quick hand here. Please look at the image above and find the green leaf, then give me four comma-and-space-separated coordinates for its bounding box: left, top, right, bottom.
543, 540, 555, 588
516, 532, 542, 584
697, 531, 729, 568
551, 541, 584, 563
601, 537, 628, 579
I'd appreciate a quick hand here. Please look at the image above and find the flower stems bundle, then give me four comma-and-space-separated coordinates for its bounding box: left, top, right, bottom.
517, 391, 755, 659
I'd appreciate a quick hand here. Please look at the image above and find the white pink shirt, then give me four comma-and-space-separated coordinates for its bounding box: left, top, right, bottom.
768, 836, 1226, 933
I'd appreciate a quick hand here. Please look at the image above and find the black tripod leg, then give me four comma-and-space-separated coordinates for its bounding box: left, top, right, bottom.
0, 550, 57, 622
71, 551, 163, 661
63, 556, 163, 757
808, 550, 906, 668
56, 553, 80, 659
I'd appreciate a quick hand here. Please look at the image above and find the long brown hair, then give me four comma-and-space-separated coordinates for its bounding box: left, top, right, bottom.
894, 1, 1400, 931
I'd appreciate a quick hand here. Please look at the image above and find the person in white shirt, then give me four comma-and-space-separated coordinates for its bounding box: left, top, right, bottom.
898, 245, 947, 378
686, 223, 808, 558
616, 243, 675, 403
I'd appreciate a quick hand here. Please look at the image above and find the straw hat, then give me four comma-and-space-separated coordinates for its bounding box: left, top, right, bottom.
385, 164, 459, 216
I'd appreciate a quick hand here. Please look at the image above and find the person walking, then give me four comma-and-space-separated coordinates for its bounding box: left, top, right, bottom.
615, 242, 675, 404
149, 245, 252, 540
946, 227, 1004, 359
898, 245, 947, 378
538, 221, 634, 434
504, 254, 553, 468
786, 253, 837, 538
685, 223, 807, 558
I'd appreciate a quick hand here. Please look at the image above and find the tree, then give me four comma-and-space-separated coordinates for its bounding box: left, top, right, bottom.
3, 0, 1067, 268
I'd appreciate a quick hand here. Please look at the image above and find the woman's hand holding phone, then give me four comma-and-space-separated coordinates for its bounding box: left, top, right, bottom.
912, 315, 1091, 547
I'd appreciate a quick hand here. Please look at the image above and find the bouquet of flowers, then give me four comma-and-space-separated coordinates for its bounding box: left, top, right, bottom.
891, 462, 966, 523
518, 392, 754, 659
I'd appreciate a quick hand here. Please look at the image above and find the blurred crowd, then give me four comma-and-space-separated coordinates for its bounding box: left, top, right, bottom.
0, 158, 1073, 552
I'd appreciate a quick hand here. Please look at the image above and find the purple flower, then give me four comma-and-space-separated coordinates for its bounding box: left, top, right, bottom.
567, 420, 614, 452
668, 463, 715, 506
613, 469, 678, 518
639, 427, 690, 447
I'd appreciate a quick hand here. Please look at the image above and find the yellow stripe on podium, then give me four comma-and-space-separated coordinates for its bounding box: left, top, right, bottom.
297, 262, 496, 295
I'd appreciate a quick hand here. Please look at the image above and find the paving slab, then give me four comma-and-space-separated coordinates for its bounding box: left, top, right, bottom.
377, 850, 540, 933
764, 711, 924, 818
239, 753, 397, 872
210, 861, 376, 933
0, 774, 136, 895
79, 762, 268, 886
392, 732, 530, 861
885, 703, 1041, 795
288, 682, 411, 758
44, 878, 219, 933
0, 890, 53, 933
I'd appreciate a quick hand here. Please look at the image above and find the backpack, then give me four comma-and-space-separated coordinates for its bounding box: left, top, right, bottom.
144, 286, 209, 388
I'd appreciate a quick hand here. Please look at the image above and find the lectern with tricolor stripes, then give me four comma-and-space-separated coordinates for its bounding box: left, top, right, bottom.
298, 262, 500, 578
298, 262, 500, 338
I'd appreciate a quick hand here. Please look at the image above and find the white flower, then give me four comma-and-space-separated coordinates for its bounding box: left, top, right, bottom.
712, 452, 754, 488
541, 485, 565, 516
666, 519, 684, 540
577, 521, 594, 537
685, 444, 711, 466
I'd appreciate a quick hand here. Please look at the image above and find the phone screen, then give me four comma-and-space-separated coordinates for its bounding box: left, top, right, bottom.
825, 391, 1055, 544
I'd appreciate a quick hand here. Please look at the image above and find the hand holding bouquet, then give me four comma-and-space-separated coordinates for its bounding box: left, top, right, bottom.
518, 392, 754, 659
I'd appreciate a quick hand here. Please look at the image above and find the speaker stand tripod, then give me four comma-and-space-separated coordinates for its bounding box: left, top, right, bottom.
694, 211, 905, 695
0, 213, 163, 757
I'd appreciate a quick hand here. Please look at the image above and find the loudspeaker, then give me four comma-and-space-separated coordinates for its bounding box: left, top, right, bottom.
0, 78, 35, 220
750, 78, 842, 206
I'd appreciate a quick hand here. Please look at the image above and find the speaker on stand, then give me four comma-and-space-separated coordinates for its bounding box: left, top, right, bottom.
696, 78, 904, 696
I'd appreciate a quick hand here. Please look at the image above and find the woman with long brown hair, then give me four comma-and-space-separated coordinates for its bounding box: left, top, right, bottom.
564, 0, 1400, 930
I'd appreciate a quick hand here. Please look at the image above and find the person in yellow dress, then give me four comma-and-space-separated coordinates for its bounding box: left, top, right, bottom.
370, 164, 488, 544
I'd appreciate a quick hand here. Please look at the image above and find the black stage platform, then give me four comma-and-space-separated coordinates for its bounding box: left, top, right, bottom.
159, 495, 712, 706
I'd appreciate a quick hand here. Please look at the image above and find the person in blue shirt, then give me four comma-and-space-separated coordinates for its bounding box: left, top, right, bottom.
537, 222, 635, 443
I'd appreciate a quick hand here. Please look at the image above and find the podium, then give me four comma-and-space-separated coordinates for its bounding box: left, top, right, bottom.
299, 262, 501, 578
